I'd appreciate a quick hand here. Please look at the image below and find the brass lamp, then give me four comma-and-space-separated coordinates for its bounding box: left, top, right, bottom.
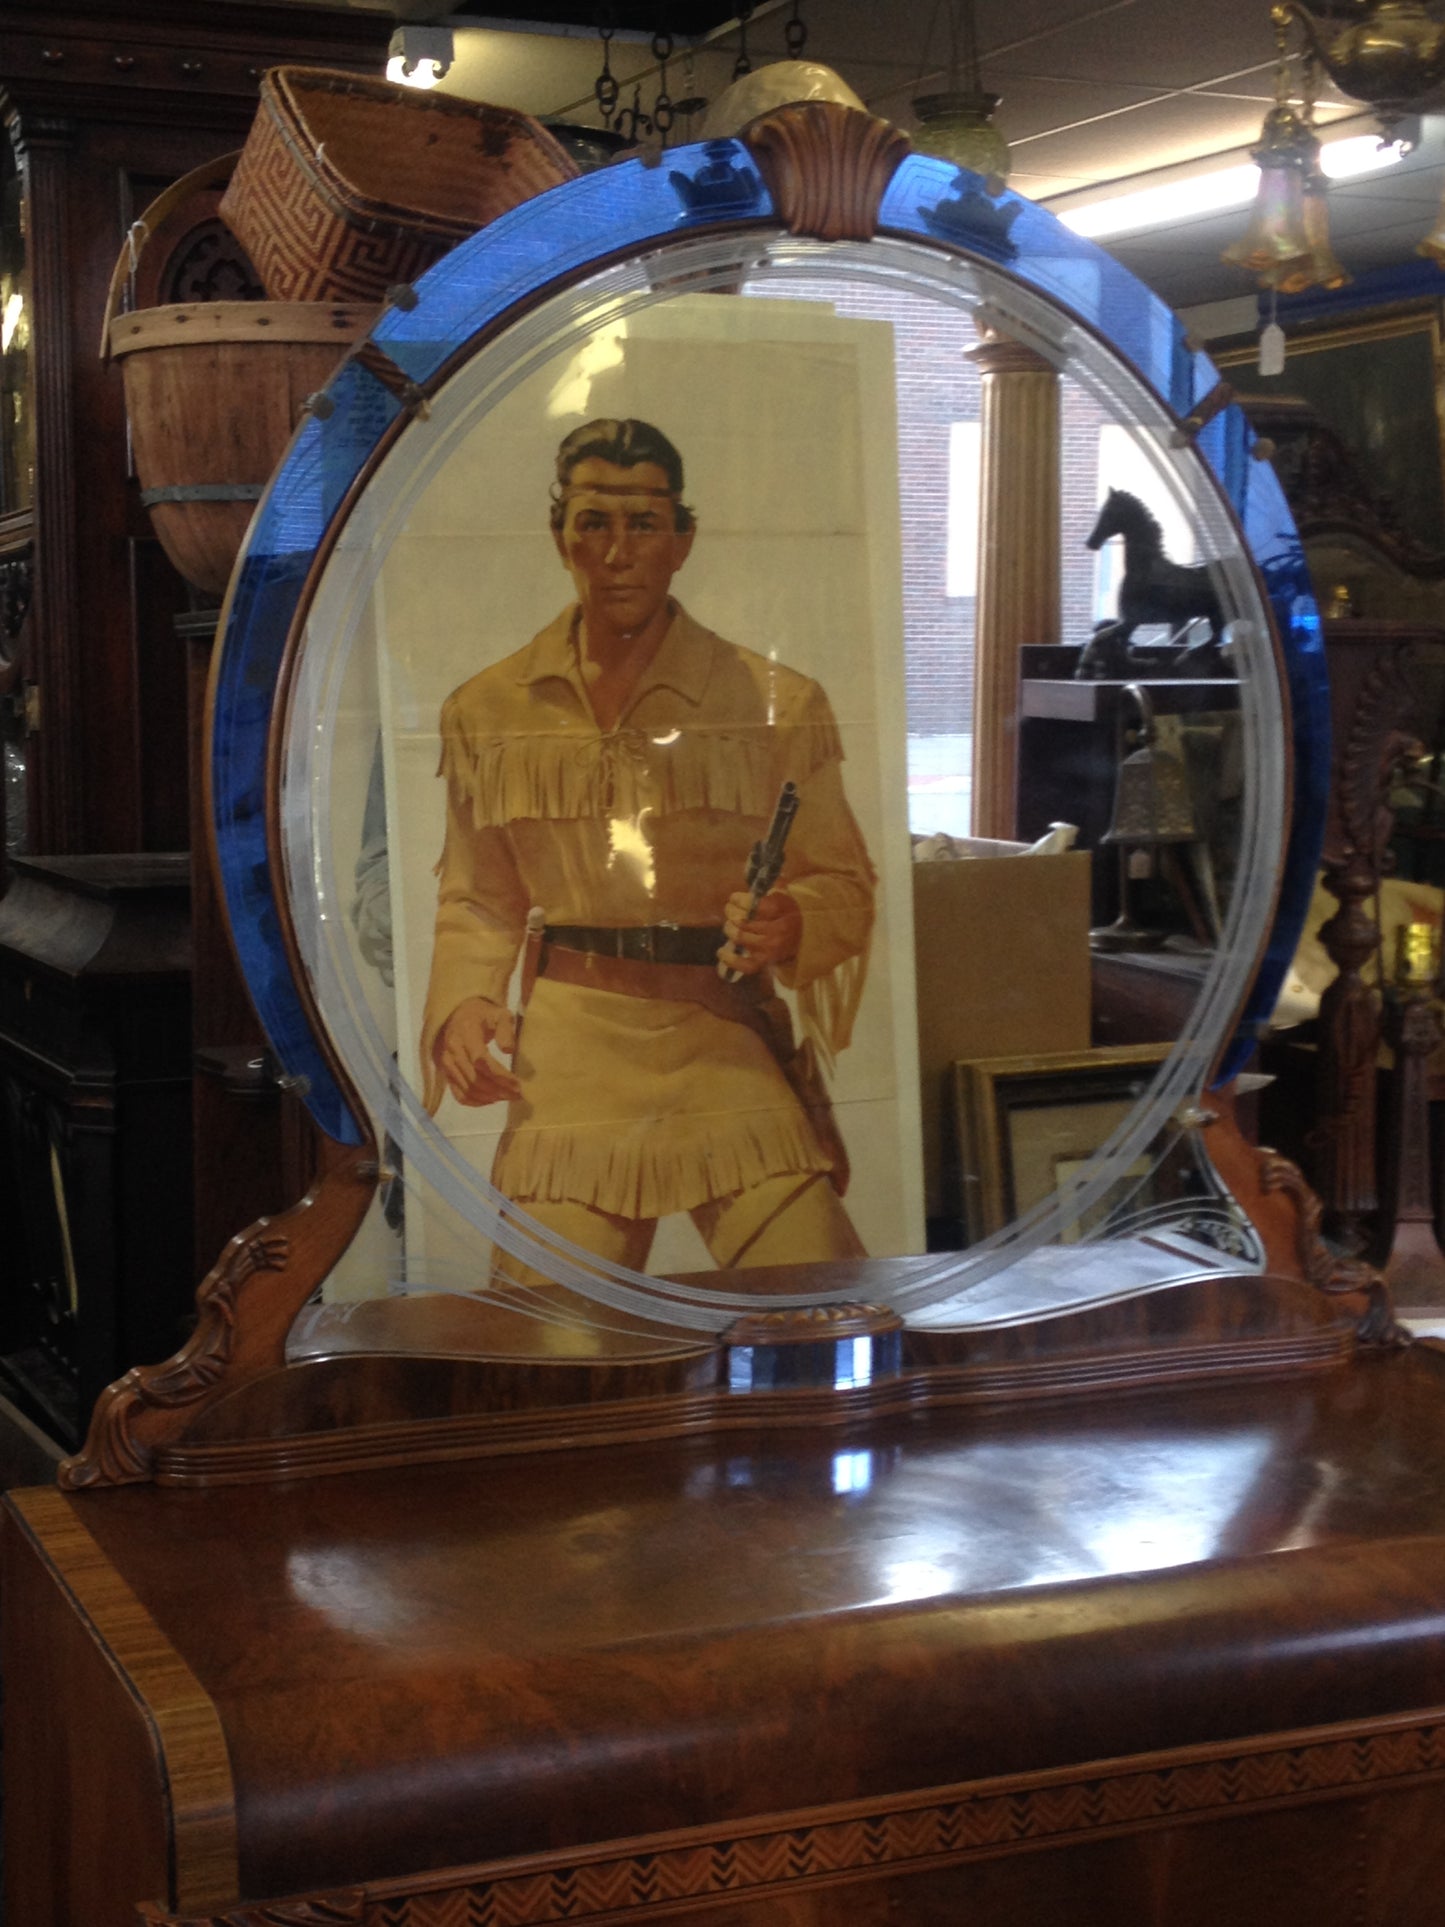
1272, 161, 1352, 292
1266, 2, 1445, 272
1221, 102, 1317, 278
1273, 1, 1445, 130
1419, 200, 1445, 266
1223, 6, 1354, 296
911, 0, 1011, 186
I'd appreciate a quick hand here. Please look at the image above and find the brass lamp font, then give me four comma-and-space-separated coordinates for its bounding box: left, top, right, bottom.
1273, 1, 1445, 130
911, 0, 1011, 187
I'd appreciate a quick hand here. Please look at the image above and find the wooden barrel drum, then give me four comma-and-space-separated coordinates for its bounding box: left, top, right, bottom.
107, 300, 376, 596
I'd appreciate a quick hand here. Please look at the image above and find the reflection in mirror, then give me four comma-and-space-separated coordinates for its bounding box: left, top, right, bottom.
277, 233, 1285, 1365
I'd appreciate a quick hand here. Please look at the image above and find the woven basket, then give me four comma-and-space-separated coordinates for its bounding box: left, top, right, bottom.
219, 66, 580, 304
109, 301, 377, 594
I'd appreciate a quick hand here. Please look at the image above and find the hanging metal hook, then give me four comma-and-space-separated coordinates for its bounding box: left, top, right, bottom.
734, 0, 754, 80
785, 0, 808, 61
652, 9, 676, 139
616, 83, 653, 145
593, 5, 620, 126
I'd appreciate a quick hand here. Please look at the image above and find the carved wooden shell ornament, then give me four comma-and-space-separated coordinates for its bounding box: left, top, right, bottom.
742, 101, 913, 243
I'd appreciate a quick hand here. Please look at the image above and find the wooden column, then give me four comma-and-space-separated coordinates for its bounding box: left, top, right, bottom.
1379, 972, 1445, 1306
1311, 626, 1425, 1253
968, 331, 1060, 841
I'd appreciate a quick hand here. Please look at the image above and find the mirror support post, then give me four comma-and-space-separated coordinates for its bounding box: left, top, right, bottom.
967, 330, 1061, 840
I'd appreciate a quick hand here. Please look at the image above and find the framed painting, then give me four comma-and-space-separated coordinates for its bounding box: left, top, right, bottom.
954, 1044, 1173, 1244
1215, 303, 1445, 555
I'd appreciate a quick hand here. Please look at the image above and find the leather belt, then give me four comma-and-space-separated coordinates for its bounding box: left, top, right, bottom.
543, 923, 726, 967
540, 941, 771, 1021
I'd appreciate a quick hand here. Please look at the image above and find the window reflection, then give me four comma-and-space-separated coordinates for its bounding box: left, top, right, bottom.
853, 1429, 1278, 1605
832, 1448, 873, 1495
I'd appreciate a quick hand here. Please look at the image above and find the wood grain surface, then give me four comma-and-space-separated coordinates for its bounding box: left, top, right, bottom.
2, 1486, 238, 1923
39, 1342, 1445, 1904
135, 1713, 1445, 1926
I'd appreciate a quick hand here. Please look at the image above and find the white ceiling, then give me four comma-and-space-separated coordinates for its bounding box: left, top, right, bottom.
404, 0, 1445, 313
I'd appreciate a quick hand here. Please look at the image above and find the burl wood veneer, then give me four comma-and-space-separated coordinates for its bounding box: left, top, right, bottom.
13, 1338, 1445, 1925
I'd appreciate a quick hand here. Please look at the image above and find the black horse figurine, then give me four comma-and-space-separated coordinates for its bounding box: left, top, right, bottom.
1078, 488, 1227, 680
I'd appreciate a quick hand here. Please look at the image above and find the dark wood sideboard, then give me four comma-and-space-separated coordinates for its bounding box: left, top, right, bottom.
9, 1263, 1445, 1927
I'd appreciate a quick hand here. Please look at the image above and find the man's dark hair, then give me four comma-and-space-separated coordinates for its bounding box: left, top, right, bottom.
550, 418, 696, 534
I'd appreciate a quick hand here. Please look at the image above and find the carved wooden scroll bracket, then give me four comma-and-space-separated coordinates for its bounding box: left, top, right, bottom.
741, 102, 912, 242
1257, 1148, 1406, 1346
1196, 1085, 1404, 1345
59, 1139, 377, 1490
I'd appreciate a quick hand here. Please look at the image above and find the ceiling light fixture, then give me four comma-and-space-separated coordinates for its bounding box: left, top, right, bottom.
1221, 8, 1348, 295
1321, 129, 1415, 178
386, 25, 455, 91
1056, 127, 1404, 242
910, 0, 1011, 188
1221, 100, 1319, 285
1273, 1, 1445, 131
1265, 2, 1445, 271
1061, 165, 1262, 241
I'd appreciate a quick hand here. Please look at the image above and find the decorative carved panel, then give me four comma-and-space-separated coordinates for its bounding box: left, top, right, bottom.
742, 102, 911, 242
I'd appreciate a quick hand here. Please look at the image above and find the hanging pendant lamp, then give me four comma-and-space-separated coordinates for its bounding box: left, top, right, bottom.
1273, 0, 1445, 132
1265, 1, 1442, 270
1271, 163, 1352, 293
1221, 102, 1316, 278
911, 0, 1011, 186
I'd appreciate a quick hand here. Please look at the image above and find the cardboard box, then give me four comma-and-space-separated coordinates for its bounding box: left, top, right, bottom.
912, 840, 1093, 1219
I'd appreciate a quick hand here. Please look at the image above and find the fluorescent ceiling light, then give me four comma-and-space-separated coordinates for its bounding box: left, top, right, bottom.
1056, 130, 1406, 242
1061, 165, 1258, 239
1320, 132, 1406, 179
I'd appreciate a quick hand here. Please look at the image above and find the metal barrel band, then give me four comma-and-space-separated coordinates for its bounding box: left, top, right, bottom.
139, 483, 267, 506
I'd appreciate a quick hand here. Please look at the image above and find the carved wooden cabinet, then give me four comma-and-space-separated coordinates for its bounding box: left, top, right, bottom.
0, 0, 388, 864
0, 2, 389, 1411
1256, 621, 1445, 1274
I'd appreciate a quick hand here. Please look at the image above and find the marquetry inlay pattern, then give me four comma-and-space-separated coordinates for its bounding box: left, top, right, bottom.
142, 1711, 1445, 1925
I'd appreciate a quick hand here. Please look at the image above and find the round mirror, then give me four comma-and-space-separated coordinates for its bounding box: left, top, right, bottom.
209, 131, 1326, 1362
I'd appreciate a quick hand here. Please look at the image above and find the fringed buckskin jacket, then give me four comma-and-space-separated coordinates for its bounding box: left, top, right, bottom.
421, 601, 877, 1222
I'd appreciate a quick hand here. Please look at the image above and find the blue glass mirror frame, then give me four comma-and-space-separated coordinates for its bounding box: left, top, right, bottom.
209, 137, 1327, 1158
